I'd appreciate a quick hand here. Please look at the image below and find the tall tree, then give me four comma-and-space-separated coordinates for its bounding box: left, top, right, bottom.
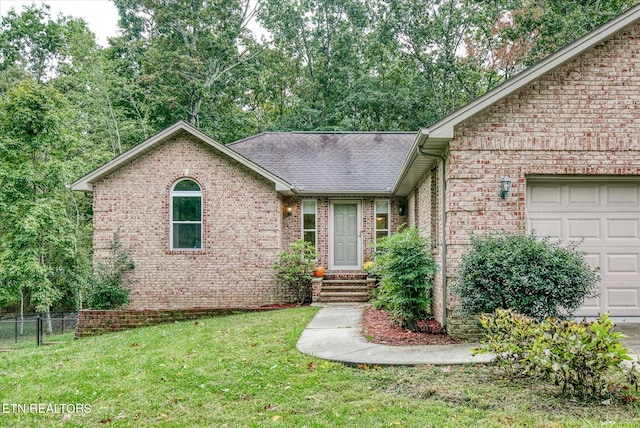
112, 0, 262, 139
0, 80, 81, 328
258, 0, 375, 130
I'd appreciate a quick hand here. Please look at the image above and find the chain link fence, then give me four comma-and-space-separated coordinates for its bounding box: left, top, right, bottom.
0, 312, 78, 348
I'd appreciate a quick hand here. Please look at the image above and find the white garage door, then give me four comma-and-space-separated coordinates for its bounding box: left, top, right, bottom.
526, 180, 640, 317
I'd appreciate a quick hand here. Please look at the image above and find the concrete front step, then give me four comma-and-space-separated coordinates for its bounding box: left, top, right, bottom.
318, 293, 370, 303
322, 285, 368, 292
314, 272, 375, 303
322, 279, 368, 284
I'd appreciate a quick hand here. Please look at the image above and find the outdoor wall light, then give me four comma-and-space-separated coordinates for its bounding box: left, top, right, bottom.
500, 176, 512, 199
397, 203, 406, 216
283, 204, 293, 217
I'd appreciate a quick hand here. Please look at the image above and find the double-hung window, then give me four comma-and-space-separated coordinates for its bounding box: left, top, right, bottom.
302, 200, 317, 249
375, 200, 390, 240
171, 179, 202, 250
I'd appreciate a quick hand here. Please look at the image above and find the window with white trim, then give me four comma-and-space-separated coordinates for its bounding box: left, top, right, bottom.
302, 200, 317, 248
375, 200, 390, 240
171, 179, 202, 250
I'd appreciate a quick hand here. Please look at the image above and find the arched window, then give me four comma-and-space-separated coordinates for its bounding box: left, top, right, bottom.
171, 179, 202, 250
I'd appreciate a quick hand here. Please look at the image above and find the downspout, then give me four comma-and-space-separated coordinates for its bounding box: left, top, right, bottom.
416, 142, 448, 327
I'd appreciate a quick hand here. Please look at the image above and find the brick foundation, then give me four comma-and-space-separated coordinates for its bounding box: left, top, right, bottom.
445, 315, 484, 342
74, 307, 283, 338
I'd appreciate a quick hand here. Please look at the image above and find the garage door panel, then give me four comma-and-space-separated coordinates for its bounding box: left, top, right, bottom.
529, 185, 562, 205
581, 295, 601, 311
568, 185, 600, 205
529, 219, 562, 239
583, 253, 601, 271
568, 219, 600, 240
606, 254, 639, 274
607, 219, 639, 239
527, 180, 640, 317
608, 288, 639, 308
607, 185, 640, 204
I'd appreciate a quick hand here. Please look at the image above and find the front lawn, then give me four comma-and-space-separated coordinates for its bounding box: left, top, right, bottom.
1, 307, 639, 427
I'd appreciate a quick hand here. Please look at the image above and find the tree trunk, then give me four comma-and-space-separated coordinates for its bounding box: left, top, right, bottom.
19, 289, 24, 336
45, 307, 52, 335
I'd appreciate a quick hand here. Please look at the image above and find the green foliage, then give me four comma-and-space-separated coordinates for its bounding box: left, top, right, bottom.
472, 309, 541, 377
475, 309, 639, 399
272, 240, 317, 304
371, 227, 437, 331
453, 232, 599, 320
86, 233, 135, 310
0, 79, 80, 313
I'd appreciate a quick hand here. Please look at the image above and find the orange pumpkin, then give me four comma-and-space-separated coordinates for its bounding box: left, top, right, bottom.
313, 267, 325, 278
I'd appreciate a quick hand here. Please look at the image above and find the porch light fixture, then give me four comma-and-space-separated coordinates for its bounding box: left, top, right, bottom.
283, 204, 293, 217
500, 176, 511, 199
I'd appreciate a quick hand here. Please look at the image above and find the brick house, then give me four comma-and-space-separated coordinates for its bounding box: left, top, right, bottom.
70, 123, 415, 309
72, 4, 640, 334
395, 4, 640, 330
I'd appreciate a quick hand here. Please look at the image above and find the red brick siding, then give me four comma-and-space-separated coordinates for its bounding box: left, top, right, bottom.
92, 131, 294, 309
412, 165, 446, 322
74, 307, 283, 338
414, 22, 640, 325
281, 196, 407, 271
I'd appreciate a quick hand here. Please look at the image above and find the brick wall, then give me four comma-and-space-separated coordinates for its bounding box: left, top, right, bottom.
74, 307, 283, 338
413, 22, 640, 334
281, 196, 408, 271
92, 131, 295, 309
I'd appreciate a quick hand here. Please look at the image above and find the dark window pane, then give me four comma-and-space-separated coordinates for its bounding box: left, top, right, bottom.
173, 196, 201, 221
173, 224, 201, 249
174, 179, 201, 191
303, 213, 316, 230
376, 213, 388, 230
304, 231, 316, 245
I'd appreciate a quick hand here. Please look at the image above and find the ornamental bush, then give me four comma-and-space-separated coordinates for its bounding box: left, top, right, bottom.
372, 227, 437, 332
474, 309, 639, 399
86, 233, 135, 310
273, 240, 317, 304
453, 232, 599, 320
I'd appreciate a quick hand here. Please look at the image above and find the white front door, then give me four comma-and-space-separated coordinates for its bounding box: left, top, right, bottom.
330, 200, 362, 270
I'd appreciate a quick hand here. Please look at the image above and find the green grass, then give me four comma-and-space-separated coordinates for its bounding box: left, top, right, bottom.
0, 307, 639, 427
0, 333, 76, 351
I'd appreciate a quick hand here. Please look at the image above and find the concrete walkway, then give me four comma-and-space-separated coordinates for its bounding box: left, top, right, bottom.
296, 303, 493, 366
297, 303, 640, 366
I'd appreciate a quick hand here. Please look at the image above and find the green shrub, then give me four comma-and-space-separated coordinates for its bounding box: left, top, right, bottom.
473, 309, 542, 377
86, 233, 135, 309
371, 227, 437, 332
273, 240, 317, 304
453, 232, 599, 320
475, 310, 639, 399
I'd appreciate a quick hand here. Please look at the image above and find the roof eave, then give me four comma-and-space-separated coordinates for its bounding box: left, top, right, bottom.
392, 4, 640, 197
69, 121, 297, 195
392, 131, 450, 197
295, 190, 396, 196
427, 4, 640, 137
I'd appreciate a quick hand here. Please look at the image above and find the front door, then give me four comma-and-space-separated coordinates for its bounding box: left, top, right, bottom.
330, 200, 362, 270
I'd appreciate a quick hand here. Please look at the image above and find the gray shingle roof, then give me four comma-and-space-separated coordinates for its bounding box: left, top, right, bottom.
228, 132, 416, 194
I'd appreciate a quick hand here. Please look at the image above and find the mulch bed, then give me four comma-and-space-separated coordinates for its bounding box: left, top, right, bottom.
362, 306, 458, 346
